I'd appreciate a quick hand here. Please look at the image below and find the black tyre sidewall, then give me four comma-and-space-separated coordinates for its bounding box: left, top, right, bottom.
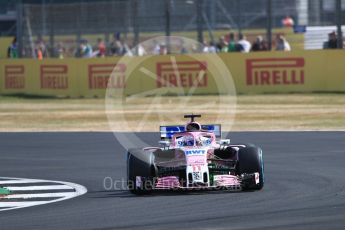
238, 146, 264, 190
127, 149, 154, 194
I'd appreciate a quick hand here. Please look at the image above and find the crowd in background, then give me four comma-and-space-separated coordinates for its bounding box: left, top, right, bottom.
6, 30, 344, 59
6, 32, 130, 59
323, 31, 343, 49
201, 32, 291, 53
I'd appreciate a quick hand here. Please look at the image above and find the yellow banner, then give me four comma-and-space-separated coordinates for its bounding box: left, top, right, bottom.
0, 59, 80, 97
1, 50, 345, 97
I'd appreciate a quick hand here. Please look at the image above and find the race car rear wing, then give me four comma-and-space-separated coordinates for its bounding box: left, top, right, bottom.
160, 124, 221, 140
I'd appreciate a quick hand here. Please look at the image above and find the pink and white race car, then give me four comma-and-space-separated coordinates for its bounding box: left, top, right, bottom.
127, 114, 264, 194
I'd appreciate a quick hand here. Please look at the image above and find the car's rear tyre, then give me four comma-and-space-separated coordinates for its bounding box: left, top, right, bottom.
127, 149, 155, 195
237, 146, 264, 190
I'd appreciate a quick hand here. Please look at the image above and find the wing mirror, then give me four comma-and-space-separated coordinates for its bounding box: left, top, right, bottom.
159, 140, 170, 148
219, 139, 230, 145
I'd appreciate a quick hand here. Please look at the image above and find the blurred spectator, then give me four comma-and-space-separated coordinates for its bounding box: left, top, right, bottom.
275, 34, 291, 51
202, 41, 209, 53
80, 39, 93, 58
251, 35, 268, 51
282, 15, 294, 27
227, 33, 237, 52
237, 33, 251, 53
75, 41, 83, 57
209, 41, 217, 53
123, 41, 133, 56
55, 42, 65, 59
109, 33, 124, 56
96, 38, 106, 57
323, 31, 338, 49
36, 46, 43, 60
159, 43, 167, 55
137, 44, 146, 56
216, 36, 228, 52
203, 41, 216, 53
180, 46, 188, 54
152, 40, 160, 55
179, 40, 188, 54
191, 44, 199, 53
7, 37, 18, 58
35, 35, 48, 57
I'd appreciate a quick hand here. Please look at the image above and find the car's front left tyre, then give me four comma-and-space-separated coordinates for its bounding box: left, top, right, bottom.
237, 146, 264, 190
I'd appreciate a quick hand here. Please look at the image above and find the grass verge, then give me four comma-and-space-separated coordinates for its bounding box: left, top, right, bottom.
0, 94, 344, 131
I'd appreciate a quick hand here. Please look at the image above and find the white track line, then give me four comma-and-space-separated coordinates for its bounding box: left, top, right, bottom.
0, 201, 48, 208
4, 192, 76, 199
0, 179, 45, 184
5, 185, 73, 191
0, 177, 87, 212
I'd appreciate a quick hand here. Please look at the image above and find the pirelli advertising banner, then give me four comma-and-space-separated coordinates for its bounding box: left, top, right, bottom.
0, 50, 344, 97
120, 54, 229, 96
0, 61, 26, 93
0, 58, 79, 97
78, 57, 125, 97
220, 51, 324, 93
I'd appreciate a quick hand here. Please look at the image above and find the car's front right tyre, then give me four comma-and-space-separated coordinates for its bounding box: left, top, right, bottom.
127, 149, 155, 195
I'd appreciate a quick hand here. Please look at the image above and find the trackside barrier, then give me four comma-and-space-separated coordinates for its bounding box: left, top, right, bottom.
0, 50, 345, 98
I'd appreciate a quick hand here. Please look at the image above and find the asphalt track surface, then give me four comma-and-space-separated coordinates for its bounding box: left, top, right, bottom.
0, 132, 345, 230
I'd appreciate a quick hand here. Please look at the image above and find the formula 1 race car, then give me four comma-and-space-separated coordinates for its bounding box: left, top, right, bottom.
127, 114, 264, 194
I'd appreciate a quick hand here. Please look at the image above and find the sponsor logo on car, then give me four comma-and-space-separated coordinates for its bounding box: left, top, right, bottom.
192, 165, 202, 171
185, 149, 206, 155
246, 58, 305, 85
192, 171, 201, 180
156, 61, 208, 88
4, 65, 25, 89
40, 65, 68, 89
88, 63, 126, 89
189, 158, 205, 165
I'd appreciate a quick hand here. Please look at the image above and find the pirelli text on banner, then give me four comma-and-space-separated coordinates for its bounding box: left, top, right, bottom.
40, 65, 68, 89
4, 65, 25, 89
156, 61, 208, 88
246, 58, 305, 86
88, 63, 126, 89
